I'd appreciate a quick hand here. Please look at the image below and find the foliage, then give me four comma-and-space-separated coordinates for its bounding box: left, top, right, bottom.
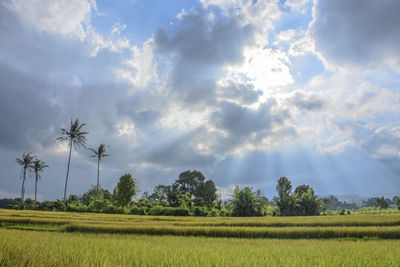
31, 158, 49, 205
113, 174, 136, 207
36, 200, 65, 211
275, 177, 294, 216
148, 206, 190, 216
15, 152, 36, 203
57, 118, 88, 202
233, 186, 256, 216
88, 143, 109, 198
293, 185, 320, 216
275, 178, 321, 216
376, 196, 389, 209
81, 186, 113, 206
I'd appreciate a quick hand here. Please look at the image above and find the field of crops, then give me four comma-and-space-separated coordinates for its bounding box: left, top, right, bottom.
1, 209, 400, 266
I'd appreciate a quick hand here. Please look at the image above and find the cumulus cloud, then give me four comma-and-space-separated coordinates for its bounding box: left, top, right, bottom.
310, 0, 400, 70
288, 91, 324, 111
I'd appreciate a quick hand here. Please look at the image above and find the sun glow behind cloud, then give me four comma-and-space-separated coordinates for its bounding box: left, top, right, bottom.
0, 0, 400, 201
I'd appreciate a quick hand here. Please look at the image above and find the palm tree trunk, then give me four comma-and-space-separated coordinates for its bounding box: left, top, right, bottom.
35, 171, 38, 208
63, 140, 73, 203
21, 168, 26, 204
97, 157, 100, 198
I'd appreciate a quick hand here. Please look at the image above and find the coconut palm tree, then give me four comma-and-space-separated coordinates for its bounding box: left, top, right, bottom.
15, 152, 36, 203
57, 118, 88, 203
89, 144, 109, 198
31, 159, 49, 207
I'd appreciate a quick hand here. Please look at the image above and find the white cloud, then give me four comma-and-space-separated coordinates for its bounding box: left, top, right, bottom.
310, 0, 400, 72
115, 39, 159, 90
5, 0, 92, 39
221, 47, 294, 99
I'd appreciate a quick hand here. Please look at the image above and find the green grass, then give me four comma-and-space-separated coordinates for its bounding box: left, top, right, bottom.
1, 209, 400, 265
1, 229, 400, 266
1, 209, 400, 239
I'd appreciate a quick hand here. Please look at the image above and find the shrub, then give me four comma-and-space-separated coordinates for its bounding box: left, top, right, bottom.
66, 203, 88, 213
147, 206, 189, 216
130, 206, 147, 215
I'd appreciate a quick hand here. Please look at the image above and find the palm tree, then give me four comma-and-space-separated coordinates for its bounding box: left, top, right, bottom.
15, 152, 36, 203
31, 159, 49, 207
89, 144, 109, 198
57, 118, 88, 203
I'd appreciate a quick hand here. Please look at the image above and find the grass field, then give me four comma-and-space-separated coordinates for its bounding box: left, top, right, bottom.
1, 209, 400, 266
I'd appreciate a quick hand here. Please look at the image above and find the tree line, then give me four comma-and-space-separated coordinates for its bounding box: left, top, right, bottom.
11, 118, 400, 216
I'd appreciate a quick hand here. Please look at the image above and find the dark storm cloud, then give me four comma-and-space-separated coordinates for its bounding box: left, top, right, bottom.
0, 62, 60, 150
155, 7, 255, 105
289, 91, 323, 111
311, 0, 400, 67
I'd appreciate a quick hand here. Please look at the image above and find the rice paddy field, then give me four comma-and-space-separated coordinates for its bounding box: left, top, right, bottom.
1, 209, 400, 266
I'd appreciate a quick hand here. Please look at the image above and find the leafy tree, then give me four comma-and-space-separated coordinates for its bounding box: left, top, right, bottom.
114, 173, 136, 207
275, 177, 294, 216
396, 197, 400, 210
376, 196, 388, 209
254, 189, 269, 216
57, 118, 88, 203
175, 170, 205, 196
150, 185, 171, 206
81, 186, 113, 205
15, 152, 36, 203
293, 185, 320, 216
173, 170, 217, 208
31, 159, 49, 207
177, 192, 193, 209
194, 179, 217, 208
89, 144, 109, 198
233, 186, 255, 216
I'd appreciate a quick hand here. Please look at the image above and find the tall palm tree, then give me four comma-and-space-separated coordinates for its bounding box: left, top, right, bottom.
31, 159, 49, 206
89, 144, 109, 198
15, 152, 36, 203
57, 118, 88, 203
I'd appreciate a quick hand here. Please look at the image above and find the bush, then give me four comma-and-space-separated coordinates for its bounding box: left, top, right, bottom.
147, 206, 189, 216
130, 206, 147, 215
193, 206, 208, 217
88, 199, 114, 213
37, 200, 65, 211
66, 203, 88, 213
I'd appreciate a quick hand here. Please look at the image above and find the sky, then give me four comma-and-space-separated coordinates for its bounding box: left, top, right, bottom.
0, 0, 399, 202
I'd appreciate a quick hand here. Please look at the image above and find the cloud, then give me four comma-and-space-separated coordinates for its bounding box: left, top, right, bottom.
310, 0, 400, 70
5, 0, 92, 38
0, 62, 60, 150
288, 91, 323, 111
217, 79, 262, 105
155, 7, 255, 106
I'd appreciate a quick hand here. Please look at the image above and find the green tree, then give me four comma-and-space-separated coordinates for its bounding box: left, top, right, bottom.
175, 170, 205, 196
376, 196, 388, 209
31, 159, 49, 207
254, 189, 269, 216
89, 144, 109, 198
15, 152, 36, 203
114, 173, 136, 207
194, 179, 217, 208
233, 186, 255, 216
275, 177, 294, 216
293, 185, 320, 216
57, 118, 88, 203
150, 185, 171, 206
81, 186, 113, 205
395, 197, 400, 210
